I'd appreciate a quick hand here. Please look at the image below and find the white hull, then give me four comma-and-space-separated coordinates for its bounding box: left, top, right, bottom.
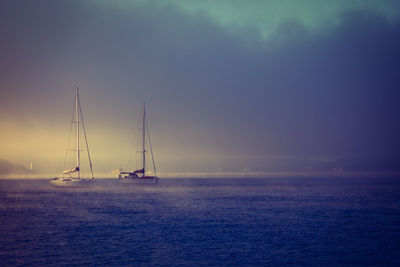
49, 177, 94, 187
119, 177, 159, 184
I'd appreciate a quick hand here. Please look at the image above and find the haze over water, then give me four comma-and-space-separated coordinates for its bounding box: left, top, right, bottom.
1, 177, 399, 266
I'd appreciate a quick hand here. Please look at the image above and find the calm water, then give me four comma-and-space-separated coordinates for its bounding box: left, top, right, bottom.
0, 177, 399, 266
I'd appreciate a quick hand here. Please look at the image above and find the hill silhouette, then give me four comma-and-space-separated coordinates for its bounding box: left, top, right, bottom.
0, 159, 36, 175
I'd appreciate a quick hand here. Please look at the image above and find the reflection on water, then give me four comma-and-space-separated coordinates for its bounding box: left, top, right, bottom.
1, 177, 400, 266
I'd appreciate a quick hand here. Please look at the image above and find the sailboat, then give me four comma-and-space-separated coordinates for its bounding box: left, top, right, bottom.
50, 87, 94, 187
119, 102, 159, 184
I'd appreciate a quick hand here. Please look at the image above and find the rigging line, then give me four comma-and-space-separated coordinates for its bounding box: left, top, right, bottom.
145, 115, 157, 177
134, 109, 142, 170
63, 94, 76, 170
133, 127, 140, 170
128, 108, 139, 170
78, 94, 94, 180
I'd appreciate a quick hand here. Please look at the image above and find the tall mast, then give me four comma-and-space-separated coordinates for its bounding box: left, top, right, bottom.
76, 87, 80, 179
142, 102, 146, 176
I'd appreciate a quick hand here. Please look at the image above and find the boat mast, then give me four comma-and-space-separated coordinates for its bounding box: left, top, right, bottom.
142, 102, 146, 177
76, 87, 80, 179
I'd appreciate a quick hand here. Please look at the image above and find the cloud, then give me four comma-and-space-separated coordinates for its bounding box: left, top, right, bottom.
92, 0, 400, 38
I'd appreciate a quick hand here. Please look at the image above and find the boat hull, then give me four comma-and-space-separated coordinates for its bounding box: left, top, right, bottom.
119, 176, 159, 184
49, 177, 94, 187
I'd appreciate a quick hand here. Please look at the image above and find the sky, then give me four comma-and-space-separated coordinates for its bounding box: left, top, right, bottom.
1, 0, 400, 176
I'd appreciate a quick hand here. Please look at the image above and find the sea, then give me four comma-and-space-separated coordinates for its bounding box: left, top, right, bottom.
0, 177, 399, 266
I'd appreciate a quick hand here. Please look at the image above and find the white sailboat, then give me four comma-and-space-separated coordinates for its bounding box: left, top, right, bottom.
50, 87, 94, 187
119, 102, 159, 184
